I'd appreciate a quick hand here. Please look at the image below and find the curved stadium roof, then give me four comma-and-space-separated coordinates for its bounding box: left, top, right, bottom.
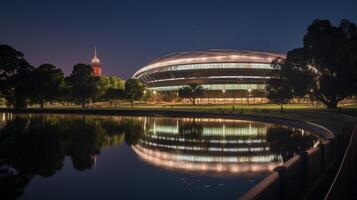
132, 49, 285, 78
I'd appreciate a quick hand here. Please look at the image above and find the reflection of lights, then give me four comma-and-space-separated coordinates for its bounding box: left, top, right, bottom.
148, 135, 265, 144
134, 145, 281, 163
140, 139, 270, 153
149, 125, 267, 136
132, 145, 282, 174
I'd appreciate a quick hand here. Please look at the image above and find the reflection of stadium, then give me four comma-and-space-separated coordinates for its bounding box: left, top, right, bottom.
132, 117, 285, 176
132, 50, 285, 103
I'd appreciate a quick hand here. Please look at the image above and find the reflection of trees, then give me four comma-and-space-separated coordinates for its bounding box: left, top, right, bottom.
123, 118, 144, 145
266, 126, 318, 162
178, 119, 203, 138
0, 115, 129, 199
0, 171, 33, 200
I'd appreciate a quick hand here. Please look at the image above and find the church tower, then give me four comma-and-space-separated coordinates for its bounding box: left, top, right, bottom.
91, 47, 102, 76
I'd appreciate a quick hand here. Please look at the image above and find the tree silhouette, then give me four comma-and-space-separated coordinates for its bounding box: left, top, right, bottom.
125, 78, 144, 108
68, 64, 98, 108
0, 44, 33, 108
30, 64, 65, 108
178, 83, 204, 105
272, 19, 357, 108
266, 77, 294, 112
105, 88, 126, 107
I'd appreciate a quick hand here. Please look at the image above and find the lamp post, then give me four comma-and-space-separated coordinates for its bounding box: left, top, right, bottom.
248, 88, 252, 105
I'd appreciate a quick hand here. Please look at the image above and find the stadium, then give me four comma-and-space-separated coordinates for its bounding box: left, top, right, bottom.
132, 49, 285, 104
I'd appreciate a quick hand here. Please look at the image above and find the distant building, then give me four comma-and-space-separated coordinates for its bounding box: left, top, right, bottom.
91, 48, 102, 76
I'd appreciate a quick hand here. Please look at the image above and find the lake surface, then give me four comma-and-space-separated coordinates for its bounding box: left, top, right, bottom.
0, 113, 321, 200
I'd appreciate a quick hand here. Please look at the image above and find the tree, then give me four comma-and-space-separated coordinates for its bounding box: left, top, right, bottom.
104, 88, 126, 107
68, 64, 98, 108
142, 89, 154, 102
178, 83, 204, 105
0, 44, 33, 107
125, 79, 144, 108
30, 64, 65, 108
96, 76, 125, 101
266, 78, 294, 112
271, 57, 312, 103
273, 19, 357, 108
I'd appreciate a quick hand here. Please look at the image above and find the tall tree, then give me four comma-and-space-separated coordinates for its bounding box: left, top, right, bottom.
68, 64, 98, 108
0, 44, 33, 107
266, 78, 294, 112
30, 64, 65, 108
272, 19, 357, 108
125, 79, 144, 108
178, 83, 204, 105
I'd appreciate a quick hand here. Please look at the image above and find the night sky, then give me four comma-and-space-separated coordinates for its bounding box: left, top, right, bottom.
1, 0, 357, 79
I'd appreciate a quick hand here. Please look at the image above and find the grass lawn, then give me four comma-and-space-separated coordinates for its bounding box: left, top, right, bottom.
2, 102, 353, 135
2, 102, 356, 136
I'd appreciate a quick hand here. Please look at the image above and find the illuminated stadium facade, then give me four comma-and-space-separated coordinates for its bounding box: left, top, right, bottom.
132, 49, 285, 103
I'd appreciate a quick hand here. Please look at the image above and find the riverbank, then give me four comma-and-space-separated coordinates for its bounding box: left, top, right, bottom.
1, 105, 356, 135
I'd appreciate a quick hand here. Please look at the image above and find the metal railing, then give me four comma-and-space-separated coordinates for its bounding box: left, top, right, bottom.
324, 126, 357, 200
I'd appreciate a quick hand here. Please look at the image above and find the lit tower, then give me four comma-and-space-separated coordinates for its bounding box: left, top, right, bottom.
91, 47, 102, 76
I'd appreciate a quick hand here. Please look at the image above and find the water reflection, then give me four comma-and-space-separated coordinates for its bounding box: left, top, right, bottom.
0, 113, 320, 199
133, 117, 319, 176
0, 114, 126, 199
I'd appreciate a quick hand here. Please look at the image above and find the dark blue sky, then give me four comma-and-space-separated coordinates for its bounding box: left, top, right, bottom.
1, 0, 357, 79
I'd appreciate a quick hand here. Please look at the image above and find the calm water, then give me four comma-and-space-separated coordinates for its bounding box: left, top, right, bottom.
0, 113, 320, 200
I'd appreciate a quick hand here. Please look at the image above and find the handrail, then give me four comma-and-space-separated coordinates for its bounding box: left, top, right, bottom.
324, 126, 357, 200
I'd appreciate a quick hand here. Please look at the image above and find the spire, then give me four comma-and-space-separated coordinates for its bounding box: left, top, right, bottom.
91, 46, 100, 64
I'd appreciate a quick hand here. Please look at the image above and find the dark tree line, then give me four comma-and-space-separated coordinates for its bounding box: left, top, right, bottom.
267, 19, 357, 109
0, 44, 146, 108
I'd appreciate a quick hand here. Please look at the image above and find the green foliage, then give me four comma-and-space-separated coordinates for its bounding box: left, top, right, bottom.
96, 76, 125, 100
178, 83, 204, 105
30, 64, 65, 108
0, 44, 33, 108
142, 89, 154, 102
68, 64, 98, 108
125, 78, 144, 107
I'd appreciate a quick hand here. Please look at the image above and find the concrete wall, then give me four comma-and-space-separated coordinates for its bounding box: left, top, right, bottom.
240, 130, 344, 200
240, 172, 280, 200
